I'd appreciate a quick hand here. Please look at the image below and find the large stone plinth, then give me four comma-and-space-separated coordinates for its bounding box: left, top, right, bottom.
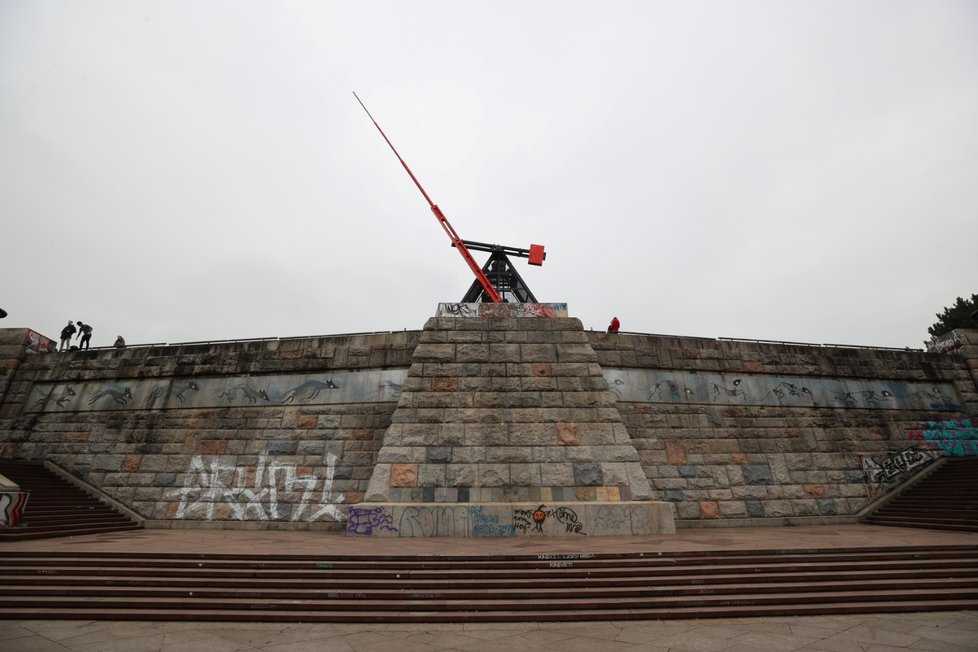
350, 303, 675, 537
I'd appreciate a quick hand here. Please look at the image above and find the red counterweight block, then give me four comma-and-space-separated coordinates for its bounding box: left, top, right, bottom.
528, 244, 546, 266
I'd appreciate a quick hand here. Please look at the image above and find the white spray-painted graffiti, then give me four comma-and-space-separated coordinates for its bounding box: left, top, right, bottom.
861, 448, 934, 486
165, 451, 345, 522
927, 330, 963, 354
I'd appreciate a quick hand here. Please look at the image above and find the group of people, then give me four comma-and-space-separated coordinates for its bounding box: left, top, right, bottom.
58, 320, 125, 351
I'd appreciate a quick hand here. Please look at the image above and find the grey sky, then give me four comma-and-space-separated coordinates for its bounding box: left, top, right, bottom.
2, 1, 976, 349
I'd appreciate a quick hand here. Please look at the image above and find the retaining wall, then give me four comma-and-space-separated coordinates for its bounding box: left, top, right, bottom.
0, 325, 975, 532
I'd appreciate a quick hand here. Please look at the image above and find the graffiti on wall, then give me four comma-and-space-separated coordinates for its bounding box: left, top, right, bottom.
927, 330, 963, 354
604, 368, 961, 411
164, 450, 345, 522
861, 448, 934, 487
908, 419, 978, 457
396, 505, 517, 537
436, 302, 569, 318
26, 368, 408, 413
347, 506, 398, 536
513, 504, 585, 534
24, 330, 56, 355
0, 492, 29, 527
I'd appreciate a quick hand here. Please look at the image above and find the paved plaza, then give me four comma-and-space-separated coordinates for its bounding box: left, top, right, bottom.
3, 611, 977, 651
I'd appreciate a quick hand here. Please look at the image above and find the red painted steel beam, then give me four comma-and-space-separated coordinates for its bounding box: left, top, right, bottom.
353, 92, 503, 303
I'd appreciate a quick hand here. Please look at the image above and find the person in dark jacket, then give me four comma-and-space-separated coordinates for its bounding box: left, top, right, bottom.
59, 320, 76, 351
76, 321, 93, 350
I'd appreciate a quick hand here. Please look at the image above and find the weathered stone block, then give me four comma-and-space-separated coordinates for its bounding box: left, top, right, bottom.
390, 464, 418, 487
555, 422, 581, 446
573, 462, 604, 486
743, 463, 773, 485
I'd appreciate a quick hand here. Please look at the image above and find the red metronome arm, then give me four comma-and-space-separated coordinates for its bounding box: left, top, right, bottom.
353, 92, 503, 303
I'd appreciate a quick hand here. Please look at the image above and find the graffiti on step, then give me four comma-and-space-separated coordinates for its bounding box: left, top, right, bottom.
861, 448, 934, 486
513, 504, 585, 534
165, 450, 345, 522
397, 505, 517, 537
908, 418, 978, 457
603, 368, 961, 412
346, 506, 398, 536
26, 368, 408, 412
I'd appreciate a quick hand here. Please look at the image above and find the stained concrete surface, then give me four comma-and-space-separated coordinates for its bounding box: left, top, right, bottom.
2, 611, 976, 652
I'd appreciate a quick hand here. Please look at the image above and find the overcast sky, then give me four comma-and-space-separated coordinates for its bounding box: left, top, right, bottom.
1, 1, 975, 350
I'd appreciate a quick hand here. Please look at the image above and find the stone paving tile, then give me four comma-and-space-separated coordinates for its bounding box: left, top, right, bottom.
907, 639, 978, 652
0, 622, 41, 641
804, 624, 925, 652
632, 624, 747, 652
723, 631, 820, 651
4, 636, 72, 652
3, 613, 977, 652
613, 621, 696, 643
907, 624, 978, 648
255, 636, 356, 652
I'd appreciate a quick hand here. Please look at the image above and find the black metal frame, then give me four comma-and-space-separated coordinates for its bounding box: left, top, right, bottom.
455, 241, 539, 303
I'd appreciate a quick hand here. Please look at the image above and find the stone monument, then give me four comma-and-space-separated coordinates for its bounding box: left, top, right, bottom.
347, 303, 677, 537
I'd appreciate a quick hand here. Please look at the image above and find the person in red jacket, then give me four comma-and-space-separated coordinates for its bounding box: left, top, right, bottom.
608, 316, 620, 334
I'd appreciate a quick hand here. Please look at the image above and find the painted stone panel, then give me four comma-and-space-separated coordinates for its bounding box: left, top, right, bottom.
26, 369, 408, 413
602, 368, 960, 411
436, 303, 569, 318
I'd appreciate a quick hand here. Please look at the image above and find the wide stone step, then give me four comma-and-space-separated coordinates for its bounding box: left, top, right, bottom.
2, 586, 976, 611
1, 545, 975, 622
3, 576, 976, 601
3, 599, 977, 623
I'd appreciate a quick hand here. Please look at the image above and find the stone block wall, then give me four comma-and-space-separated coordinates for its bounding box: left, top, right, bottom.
588, 331, 977, 526
0, 329, 418, 530
1, 323, 976, 531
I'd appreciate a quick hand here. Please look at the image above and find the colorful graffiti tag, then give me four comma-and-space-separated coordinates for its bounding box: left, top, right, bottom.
0, 491, 29, 527
346, 506, 398, 536
513, 504, 584, 534
908, 419, 978, 457
436, 302, 569, 318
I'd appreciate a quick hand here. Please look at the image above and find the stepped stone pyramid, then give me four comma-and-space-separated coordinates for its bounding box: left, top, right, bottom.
349, 303, 676, 537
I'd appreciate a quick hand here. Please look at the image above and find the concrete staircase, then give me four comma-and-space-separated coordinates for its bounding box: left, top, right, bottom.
0, 461, 142, 540
864, 458, 978, 532
0, 546, 976, 622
